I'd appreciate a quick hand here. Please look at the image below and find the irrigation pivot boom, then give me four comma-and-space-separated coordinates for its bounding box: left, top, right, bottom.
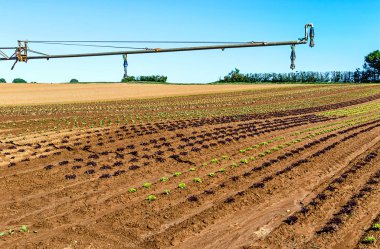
0, 24, 314, 73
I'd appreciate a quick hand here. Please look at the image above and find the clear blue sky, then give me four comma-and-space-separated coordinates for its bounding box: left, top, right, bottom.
1, 0, 379, 83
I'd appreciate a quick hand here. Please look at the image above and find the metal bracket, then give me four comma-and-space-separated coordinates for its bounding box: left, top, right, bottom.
16, 40, 28, 62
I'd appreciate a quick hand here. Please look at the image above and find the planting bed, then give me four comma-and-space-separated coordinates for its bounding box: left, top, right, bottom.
1, 84, 380, 248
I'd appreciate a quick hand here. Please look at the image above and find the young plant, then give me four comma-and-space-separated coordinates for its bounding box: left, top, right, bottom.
189, 167, 197, 172
221, 155, 229, 160
162, 189, 171, 195
373, 223, 380, 230
230, 163, 239, 168
240, 159, 249, 164
160, 177, 169, 182
147, 195, 157, 201
20, 225, 28, 233
208, 173, 215, 177
218, 168, 226, 173
178, 183, 187, 189
173, 172, 182, 177
143, 182, 152, 188
362, 236, 376, 244
128, 188, 137, 193
193, 177, 202, 183
211, 158, 219, 164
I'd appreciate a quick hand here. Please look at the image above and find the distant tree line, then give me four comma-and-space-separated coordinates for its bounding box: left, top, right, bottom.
0, 78, 28, 83
218, 69, 380, 83
218, 50, 380, 84
121, 75, 168, 83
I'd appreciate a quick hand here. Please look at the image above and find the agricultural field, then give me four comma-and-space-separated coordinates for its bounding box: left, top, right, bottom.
1, 83, 380, 248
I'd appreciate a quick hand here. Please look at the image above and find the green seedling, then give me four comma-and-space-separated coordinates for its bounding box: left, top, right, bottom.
146, 195, 157, 201
240, 159, 249, 164
221, 155, 229, 160
373, 223, 380, 230
249, 156, 256, 161
160, 177, 169, 182
143, 182, 152, 188
211, 158, 219, 163
178, 183, 187, 189
128, 188, 137, 193
189, 167, 196, 172
0, 232, 6, 236
173, 172, 182, 177
193, 177, 202, 183
258, 153, 266, 157
362, 236, 376, 244
218, 168, 226, 173
20, 225, 28, 233
163, 190, 171, 195
239, 149, 246, 153
208, 173, 215, 177
230, 163, 239, 168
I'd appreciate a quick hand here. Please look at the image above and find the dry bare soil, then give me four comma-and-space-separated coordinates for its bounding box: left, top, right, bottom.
1, 83, 380, 249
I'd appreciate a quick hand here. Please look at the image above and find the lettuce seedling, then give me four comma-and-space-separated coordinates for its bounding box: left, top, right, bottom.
163, 190, 171, 195
193, 178, 202, 183
20, 225, 28, 232
178, 183, 187, 189
373, 223, 380, 230
160, 177, 169, 182
362, 236, 376, 244
143, 182, 152, 188
147, 195, 157, 201
128, 188, 137, 193
173, 172, 182, 177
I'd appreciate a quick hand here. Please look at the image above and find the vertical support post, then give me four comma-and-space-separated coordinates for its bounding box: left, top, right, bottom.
309, 26, 315, 47
290, 45, 296, 70
123, 54, 128, 78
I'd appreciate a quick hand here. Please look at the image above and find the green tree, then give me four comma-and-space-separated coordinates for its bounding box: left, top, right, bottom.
12, 78, 27, 83
69, 79, 79, 83
0, 78, 6, 83
364, 50, 380, 72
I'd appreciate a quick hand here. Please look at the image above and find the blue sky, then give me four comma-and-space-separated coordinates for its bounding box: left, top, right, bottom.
0, 0, 379, 83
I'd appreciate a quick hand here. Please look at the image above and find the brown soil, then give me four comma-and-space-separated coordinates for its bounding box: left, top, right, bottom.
1, 85, 380, 249
0, 83, 303, 106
